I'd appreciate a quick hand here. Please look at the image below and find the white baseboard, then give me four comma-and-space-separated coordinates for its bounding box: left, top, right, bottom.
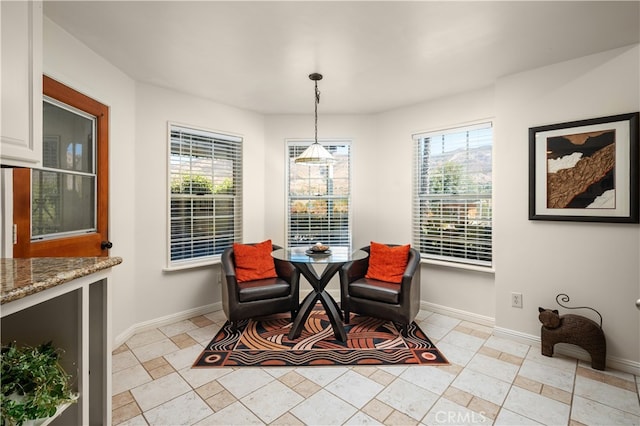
493, 326, 640, 376
113, 302, 221, 348
421, 301, 495, 328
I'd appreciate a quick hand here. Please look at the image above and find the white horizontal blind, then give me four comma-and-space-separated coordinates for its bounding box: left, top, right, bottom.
413, 123, 493, 266
169, 124, 242, 264
287, 141, 351, 248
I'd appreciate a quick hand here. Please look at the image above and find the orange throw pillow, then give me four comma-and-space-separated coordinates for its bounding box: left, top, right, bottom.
365, 242, 410, 284
233, 240, 278, 282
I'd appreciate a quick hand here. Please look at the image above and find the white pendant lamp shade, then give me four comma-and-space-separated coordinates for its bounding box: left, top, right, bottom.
295, 142, 335, 164
295, 73, 335, 164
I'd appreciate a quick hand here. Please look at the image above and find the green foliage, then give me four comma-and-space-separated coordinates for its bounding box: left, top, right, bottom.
171, 175, 213, 194
430, 161, 462, 194
1, 342, 76, 425
214, 178, 233, 194
171, 176, 233, 195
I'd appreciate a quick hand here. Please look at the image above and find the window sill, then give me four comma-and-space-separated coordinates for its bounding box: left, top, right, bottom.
163, 258, 220, 272
421, 258, 495, 274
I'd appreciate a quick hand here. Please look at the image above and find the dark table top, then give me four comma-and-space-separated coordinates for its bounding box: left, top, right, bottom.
271, 247, 368, 264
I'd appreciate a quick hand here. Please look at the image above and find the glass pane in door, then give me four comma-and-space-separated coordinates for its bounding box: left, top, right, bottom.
32, 100, 96, 240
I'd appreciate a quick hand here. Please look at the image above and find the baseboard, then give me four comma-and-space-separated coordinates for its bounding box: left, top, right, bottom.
493, 326, 540, 347
113, 302, 221, 348
421, 301, 495, 328
494, 326, 640, 376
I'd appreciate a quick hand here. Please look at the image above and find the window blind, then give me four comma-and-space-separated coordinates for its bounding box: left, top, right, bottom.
413, 122, 493, 266
286, 141, 351, 248
169, 124, 242, 264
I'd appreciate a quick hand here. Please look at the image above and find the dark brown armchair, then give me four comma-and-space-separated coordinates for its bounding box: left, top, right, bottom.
221, 243, 300, 331
339, 245, 421, 337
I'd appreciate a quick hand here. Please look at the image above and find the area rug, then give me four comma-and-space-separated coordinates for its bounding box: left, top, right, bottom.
193, 305, 448, 367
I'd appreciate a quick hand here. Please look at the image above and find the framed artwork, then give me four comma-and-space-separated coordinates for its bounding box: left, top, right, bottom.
529, 112, 639, 223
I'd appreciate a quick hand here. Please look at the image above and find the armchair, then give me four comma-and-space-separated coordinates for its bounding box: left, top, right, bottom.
339, 244, 420, 337
221, 243, 300, 331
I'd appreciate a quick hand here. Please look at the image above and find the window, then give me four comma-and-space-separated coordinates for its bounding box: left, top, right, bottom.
287, 140, 351, 248
413, 122, 493, 267
168, 124, 242, 266
32, 99, 96, 239
13, 75, 109, 258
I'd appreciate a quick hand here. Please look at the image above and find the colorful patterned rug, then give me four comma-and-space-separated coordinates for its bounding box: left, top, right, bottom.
193, 305, 448, 367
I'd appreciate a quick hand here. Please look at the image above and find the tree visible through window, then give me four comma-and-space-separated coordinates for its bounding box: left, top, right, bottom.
287, 141, 351, 248
413, 123, 493, 266
168, 124, 242, 265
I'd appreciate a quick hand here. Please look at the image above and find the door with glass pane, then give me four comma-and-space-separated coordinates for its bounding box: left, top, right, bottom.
13, 76, 109, 257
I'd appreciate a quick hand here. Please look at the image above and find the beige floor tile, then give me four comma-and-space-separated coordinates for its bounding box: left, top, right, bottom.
205, 389, 237, 412
195, 380, 225, 400
578, 366, 638, 392
278, 371, 306, 388
368, 368, 396, 386
443, 386, 473, 407
112, 401, 142, 425
437, 363, 463, 375
477, 345, 501, 359
468, 396, 500, 420
514, 375, 543, 394
190, 315, 215, 328
542, 384, 572, 404
383, 409, 418, 425
113, 344, 129, 355
171, 332, 199, 349
148, 363, 175, 379
113, 390, 135, 410
142, 356, 168, 372
351, 365, 378, 377
362, 399, 394, 423
499, 351, 524, 366
292, 378, 321, 398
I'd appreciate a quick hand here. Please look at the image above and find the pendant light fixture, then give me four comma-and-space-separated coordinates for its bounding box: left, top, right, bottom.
295, 73, 336, 164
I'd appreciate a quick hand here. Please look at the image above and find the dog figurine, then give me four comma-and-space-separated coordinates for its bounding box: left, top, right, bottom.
538, 305, 606, 370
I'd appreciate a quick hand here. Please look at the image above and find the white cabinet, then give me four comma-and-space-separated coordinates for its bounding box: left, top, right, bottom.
1, 0, 42, 167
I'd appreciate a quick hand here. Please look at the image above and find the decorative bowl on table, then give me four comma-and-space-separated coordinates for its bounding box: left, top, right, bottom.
306, 243, 331, 255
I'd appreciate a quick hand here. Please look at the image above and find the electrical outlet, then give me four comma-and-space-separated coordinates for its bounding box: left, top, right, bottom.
511, 292, 523, 308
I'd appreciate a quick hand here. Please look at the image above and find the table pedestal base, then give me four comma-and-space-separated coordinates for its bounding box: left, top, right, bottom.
288, 262, 346, 342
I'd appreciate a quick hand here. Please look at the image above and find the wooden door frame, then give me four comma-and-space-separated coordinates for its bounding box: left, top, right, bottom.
13, 75, 109, 257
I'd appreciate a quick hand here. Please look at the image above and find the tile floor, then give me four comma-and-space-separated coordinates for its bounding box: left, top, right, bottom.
112, 309, 640, 425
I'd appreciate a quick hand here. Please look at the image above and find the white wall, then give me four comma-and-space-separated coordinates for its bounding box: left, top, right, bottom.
133, 83, 266, 326
43, 17, 138, 341
375, 88, 497, 321
494, 44, 640, 367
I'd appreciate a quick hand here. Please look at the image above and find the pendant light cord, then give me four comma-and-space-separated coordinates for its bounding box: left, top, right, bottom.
314, 80, 320, 144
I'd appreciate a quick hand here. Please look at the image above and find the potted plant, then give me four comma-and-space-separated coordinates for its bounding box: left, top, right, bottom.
1, 341, 77, 426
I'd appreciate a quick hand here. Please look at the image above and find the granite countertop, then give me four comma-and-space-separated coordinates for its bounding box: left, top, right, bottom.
1, 257, 123, 304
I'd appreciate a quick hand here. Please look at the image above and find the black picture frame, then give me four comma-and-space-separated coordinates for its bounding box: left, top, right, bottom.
529, 112, 639, 223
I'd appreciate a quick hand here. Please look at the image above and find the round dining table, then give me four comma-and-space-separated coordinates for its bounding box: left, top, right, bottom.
271, 246, 368, 342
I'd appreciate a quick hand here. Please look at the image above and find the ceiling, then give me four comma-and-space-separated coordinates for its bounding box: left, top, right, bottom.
44, 1, 639, 115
